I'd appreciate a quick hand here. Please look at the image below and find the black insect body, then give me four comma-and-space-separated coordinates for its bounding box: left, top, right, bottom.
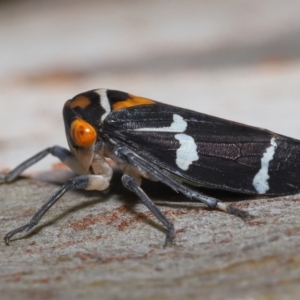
2, 89, 300, 246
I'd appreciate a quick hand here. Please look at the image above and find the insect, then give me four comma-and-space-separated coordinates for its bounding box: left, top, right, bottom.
1, 89, 299, 246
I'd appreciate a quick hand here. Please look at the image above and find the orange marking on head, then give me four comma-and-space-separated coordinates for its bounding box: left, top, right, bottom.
112, 95, 155, 110
71, 119, 96, 147
70, 95, 91, 109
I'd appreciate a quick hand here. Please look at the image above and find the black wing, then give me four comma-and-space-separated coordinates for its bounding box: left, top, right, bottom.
103, 102, 300, 196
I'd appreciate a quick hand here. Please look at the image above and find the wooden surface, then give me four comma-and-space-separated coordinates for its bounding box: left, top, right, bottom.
0, 176, 300, 300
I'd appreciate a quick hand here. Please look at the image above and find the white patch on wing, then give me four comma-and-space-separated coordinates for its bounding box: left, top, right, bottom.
95, 88, 111, 121
135, 113, 198, 170
175, 133, 199, 170
135, 114, 187, 132
253, 137, 277, 194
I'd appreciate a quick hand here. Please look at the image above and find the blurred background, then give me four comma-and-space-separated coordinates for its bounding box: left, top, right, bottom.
1, 0, 300, 173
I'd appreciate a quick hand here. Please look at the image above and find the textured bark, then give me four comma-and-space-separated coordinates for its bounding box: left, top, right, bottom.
0, 175, 299, 300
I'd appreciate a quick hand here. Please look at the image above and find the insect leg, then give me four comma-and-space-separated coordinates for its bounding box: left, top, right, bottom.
115, 146, 251, 220
121, 174, 175, 246
0, 146, 82, 183
180, 189, 252, 219
4, 174, 110, 244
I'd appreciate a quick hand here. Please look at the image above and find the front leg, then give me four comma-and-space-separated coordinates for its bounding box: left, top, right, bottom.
122, 174, 175, 246
0, 146, 84, 183
4, 174, 110, 244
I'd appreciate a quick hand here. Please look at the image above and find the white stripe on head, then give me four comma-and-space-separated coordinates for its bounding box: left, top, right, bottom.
95, 88, 111, 121
135, 114, 187, 132
253, 137, 277, 194
175, 133, 199, 170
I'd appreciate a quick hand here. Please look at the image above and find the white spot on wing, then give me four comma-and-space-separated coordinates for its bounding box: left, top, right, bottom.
135, 114, 187, 132
253, 137, 277, 194
95, 88, 111, 121
175, 133, 199, 170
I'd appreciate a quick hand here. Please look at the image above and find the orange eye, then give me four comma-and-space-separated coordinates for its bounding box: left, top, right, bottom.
71, 119, 96, 147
